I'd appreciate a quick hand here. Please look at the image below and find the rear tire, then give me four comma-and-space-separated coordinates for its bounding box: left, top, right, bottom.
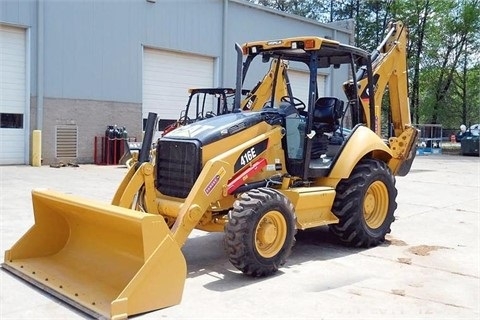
329, 159, 397, 247
224, 188, 296, 277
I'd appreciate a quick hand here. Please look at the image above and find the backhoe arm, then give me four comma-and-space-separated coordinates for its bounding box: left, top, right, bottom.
358, 21, 411, 137
241, 59, 289, 111
356, 21, 418, 175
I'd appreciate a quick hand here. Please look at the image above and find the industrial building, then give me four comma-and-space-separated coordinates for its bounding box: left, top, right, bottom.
0, 0, 353, 165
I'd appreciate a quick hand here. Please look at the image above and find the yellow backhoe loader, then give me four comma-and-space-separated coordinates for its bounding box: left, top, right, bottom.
3, 21, 417, 319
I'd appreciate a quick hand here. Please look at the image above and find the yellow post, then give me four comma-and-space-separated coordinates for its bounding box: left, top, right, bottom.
32, 130, 42, 167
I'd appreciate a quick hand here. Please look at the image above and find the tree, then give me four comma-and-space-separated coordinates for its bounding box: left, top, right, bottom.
418, 0, 480, 127
389, 0, 431, 124
455, 52, 480, 126
249, 0, 327, 20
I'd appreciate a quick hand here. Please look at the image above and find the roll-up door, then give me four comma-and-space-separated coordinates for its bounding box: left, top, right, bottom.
287, 69, 326, 106
143, 48, 214, 128
0, 25, 27, 165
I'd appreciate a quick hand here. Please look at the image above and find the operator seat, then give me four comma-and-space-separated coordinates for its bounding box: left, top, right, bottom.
311, 97, 344, 158
312, 97, 344, 133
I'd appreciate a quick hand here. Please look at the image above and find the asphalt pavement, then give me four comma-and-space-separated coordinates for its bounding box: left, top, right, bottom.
0, 154, 479, 319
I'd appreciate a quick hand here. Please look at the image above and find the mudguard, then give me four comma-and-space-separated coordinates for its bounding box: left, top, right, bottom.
329, 126, 392, 179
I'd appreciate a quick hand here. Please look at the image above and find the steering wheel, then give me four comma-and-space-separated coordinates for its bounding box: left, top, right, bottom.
205, 111, 216, 118
178, 115, 191, 125
280, 96, 306, 111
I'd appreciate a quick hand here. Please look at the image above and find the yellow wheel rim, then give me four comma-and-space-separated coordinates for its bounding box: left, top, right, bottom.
363, 181, 389, 229
255, 211, 287, 258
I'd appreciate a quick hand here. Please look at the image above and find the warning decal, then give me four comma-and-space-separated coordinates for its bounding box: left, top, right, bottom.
204, 167, 226, 195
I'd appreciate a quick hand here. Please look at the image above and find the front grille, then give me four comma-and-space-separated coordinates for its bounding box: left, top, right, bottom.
156, 140, 202, 198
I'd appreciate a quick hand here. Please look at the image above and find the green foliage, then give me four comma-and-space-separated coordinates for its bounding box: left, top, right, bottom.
416, 0, 480, 127
250, 0, 327, 20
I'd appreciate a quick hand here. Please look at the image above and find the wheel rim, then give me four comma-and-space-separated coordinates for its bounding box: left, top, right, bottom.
255, 210, 287, 258
363, 181, 389, 229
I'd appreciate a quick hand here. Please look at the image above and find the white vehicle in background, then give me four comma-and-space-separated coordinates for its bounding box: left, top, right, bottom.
469, 123, 480, 136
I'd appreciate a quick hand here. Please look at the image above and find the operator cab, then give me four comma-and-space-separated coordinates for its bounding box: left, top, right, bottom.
237, 37, 374, 179
282, 95, 347, 177
180, 88, 237, 124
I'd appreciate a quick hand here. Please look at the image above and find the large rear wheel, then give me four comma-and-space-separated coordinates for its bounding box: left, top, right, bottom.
224, 188, 296, 277
329, 159, 397, 247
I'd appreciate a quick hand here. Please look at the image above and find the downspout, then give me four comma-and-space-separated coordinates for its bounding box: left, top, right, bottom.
37, 0, 44, 130
221, 0, 228, 86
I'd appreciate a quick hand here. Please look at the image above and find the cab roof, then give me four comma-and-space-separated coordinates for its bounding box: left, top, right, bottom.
242, 36, 370, 67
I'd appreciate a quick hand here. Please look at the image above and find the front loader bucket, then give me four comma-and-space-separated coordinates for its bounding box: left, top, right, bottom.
2, 189, 186, 319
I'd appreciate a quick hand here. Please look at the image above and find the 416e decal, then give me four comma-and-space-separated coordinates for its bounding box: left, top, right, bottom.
234, 139, 268, 172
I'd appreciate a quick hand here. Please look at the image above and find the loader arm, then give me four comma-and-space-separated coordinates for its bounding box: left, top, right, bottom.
170, 159, 232, 245
162, 124, 285, 246
112, 162, 158, 214
112, 111, 161, 213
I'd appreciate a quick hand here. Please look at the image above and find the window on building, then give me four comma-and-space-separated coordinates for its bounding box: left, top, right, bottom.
0, 113, 24, 129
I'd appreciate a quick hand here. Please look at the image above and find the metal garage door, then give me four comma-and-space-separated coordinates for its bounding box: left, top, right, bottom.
143, 48, 214, 127
0, 25, 27, 165
287, 69, 326, 106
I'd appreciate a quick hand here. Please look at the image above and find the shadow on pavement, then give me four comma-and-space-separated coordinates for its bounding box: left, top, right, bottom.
181, 226, 378, 293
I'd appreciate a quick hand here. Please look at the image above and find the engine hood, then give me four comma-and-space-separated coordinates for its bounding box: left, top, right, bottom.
161, 112, 265, 146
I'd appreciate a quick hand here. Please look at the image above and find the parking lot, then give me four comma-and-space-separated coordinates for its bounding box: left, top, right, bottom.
1, 154, 479, 319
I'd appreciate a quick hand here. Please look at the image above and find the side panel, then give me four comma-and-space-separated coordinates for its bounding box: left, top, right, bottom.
280, 187, 338, 230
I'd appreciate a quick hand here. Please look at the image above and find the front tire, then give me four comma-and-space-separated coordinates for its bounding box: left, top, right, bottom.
329, 159, 397, 247
224, 188, 296, 277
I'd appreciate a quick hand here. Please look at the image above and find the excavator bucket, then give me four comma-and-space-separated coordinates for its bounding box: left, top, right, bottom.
2, 189, 186, 320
